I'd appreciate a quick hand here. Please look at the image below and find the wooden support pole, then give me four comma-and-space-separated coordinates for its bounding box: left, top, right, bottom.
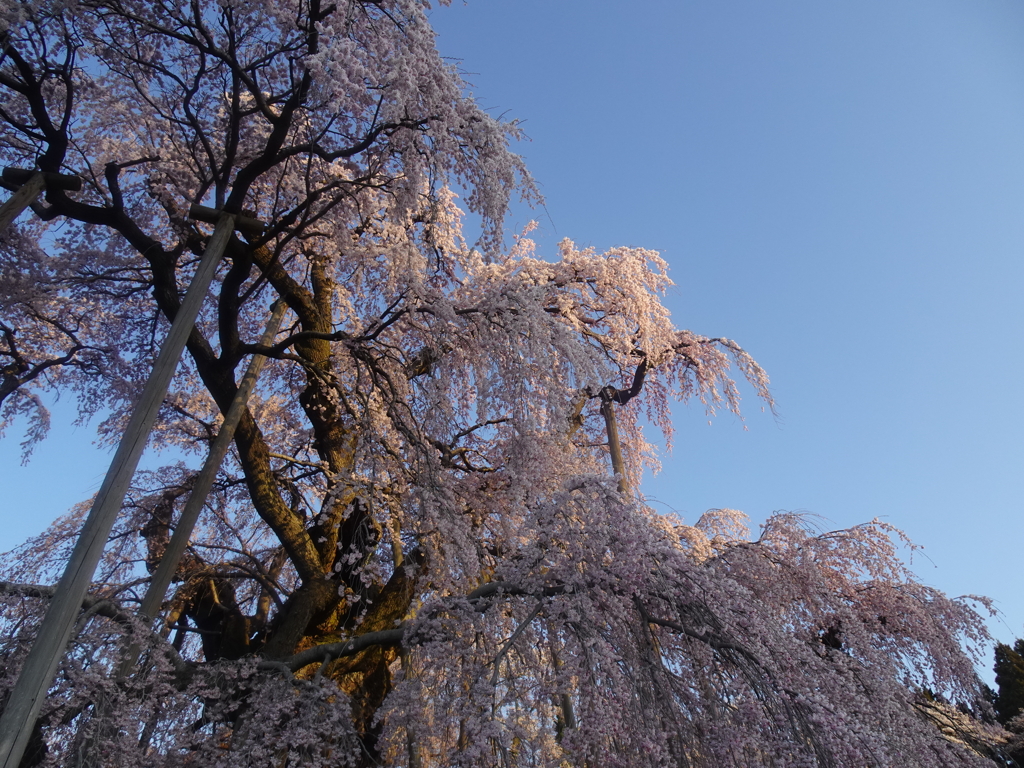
112, 301, 286, 679
0, 173, 44, 234
0, 168, 82, 234
0, 210, 249, 768
600, 392, 629, 495
142, 301, 284, 623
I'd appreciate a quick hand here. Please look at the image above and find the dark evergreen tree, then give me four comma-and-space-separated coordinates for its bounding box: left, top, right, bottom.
994, 640, 1024, 724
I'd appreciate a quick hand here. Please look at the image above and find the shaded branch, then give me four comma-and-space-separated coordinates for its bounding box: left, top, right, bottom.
262, 627, 405, 674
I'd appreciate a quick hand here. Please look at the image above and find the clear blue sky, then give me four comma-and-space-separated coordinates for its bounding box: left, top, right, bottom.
1, 0, 1022, 678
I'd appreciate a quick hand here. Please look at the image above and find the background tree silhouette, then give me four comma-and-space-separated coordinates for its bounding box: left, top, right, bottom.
995, 641, 1024, 725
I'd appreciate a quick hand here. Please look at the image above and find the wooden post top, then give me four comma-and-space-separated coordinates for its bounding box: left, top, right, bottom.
188, 203, 264, 238
2, 167, 82, 192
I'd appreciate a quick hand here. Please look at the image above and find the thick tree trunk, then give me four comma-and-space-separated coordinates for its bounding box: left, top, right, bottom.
261, 577, 341, 660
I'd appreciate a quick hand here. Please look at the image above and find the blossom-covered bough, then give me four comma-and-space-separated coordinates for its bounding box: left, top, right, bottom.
0, 0, 1009, 765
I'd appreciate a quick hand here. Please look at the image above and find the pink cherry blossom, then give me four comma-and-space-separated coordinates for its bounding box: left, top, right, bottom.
0, 1, 1006, 766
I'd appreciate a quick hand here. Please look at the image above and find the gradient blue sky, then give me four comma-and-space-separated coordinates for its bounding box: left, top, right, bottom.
2, 0, 1022, 677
